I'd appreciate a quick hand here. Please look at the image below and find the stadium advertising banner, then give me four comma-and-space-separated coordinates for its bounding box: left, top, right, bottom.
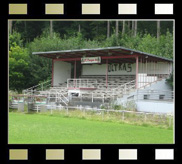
81, 57, 101, 64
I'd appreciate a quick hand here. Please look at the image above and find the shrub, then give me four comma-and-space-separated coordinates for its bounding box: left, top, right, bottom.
124, 100, 137, 111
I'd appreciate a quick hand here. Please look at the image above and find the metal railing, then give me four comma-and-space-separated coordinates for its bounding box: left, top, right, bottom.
56, 91, 69, 105
67, 78, 97, 88
47, 90, 69, 106
112, 79, 136, 94
75, 80, 136, 103
23, 79, 52, 96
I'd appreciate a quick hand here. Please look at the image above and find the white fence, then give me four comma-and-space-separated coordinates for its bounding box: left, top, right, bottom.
36, 104, 173, 115
34, 105, 173, 127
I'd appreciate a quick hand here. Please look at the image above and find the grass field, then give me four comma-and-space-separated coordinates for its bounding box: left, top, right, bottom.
9, 112, 173, 144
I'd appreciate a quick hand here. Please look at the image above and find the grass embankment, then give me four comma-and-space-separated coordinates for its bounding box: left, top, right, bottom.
9, 111, 173, 144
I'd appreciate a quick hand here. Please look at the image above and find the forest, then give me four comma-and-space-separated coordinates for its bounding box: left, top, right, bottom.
9, 20, 174, 92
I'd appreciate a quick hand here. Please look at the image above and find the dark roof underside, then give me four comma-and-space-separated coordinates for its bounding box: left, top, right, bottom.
32, 46, 173, 64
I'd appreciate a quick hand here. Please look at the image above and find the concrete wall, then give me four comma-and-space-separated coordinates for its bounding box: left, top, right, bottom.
137, 79, 173, 100
115, 79, 174, 113
82, 62, 172, 76
136, 101, 174, 113
115, 99, 174, 113
53, 61, 71, 86
131, 79, 173, 100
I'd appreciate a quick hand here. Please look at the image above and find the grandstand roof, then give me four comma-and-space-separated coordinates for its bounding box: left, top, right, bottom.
33, 46, 173, 63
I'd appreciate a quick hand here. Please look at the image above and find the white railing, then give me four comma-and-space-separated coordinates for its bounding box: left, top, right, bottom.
77, 80, 136, 103
112, 80, 136, 94
80, 92, 106, 103
56, 91, 69, 105
23, 80, 52, 96
67, 78, 97, 88
47, 90, 69, 106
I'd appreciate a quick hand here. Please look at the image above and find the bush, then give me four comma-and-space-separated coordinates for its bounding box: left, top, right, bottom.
166, 72, 173, 88
9, 41, 32, 92
113, 105, 122, 110
124, 100, 137, 111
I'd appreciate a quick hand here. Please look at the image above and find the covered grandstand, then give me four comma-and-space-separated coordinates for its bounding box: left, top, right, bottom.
22, 46, 173, 112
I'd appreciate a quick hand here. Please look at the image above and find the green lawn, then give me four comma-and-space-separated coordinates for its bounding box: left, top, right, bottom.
9, 112, 173, 144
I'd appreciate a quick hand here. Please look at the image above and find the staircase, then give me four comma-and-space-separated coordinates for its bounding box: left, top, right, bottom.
23, 79, 52, 96
47, 90, 69, 106
23, 80, 69, 107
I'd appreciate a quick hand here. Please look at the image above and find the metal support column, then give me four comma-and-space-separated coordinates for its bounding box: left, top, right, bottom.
51, 59, 54, 87
106, 59, 108, 88
135, 56, 139, 89
74, 60, 77, 79
74, 60, 77, 87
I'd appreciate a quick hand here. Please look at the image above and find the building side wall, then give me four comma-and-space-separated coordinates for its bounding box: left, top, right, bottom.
136, 101, 173, 113
136, 79, 173, 100
82, 62, 172, 76
115, 79, 173, 113
53, 61, 71, 86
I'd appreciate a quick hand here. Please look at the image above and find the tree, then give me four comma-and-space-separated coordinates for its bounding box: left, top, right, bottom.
9, 31, 23, 48
128, 21, 131, 30
50, 20, 53, 38
78, 24, 81, 33
166, 72, 173, 88
132, 21, 135, 36
122, 20, 125, 35
9, 20, 13, 35
157, 20, 160, 41
11, 21, 47, 44
134, 20, 137, 37
131, 20, 138, 37
107, 20, 110, 38
9, 20, 173, 43
115, 20, 119, 37
9, 44, 31, 92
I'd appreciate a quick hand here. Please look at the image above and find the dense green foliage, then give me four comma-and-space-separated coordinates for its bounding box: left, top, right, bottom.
9, 32, 32, 92
12, 21, 173, 43
9, 21, 174, 91
9, 112, 173, 144
166, 72, 174, 88
103, 31, 173, 59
